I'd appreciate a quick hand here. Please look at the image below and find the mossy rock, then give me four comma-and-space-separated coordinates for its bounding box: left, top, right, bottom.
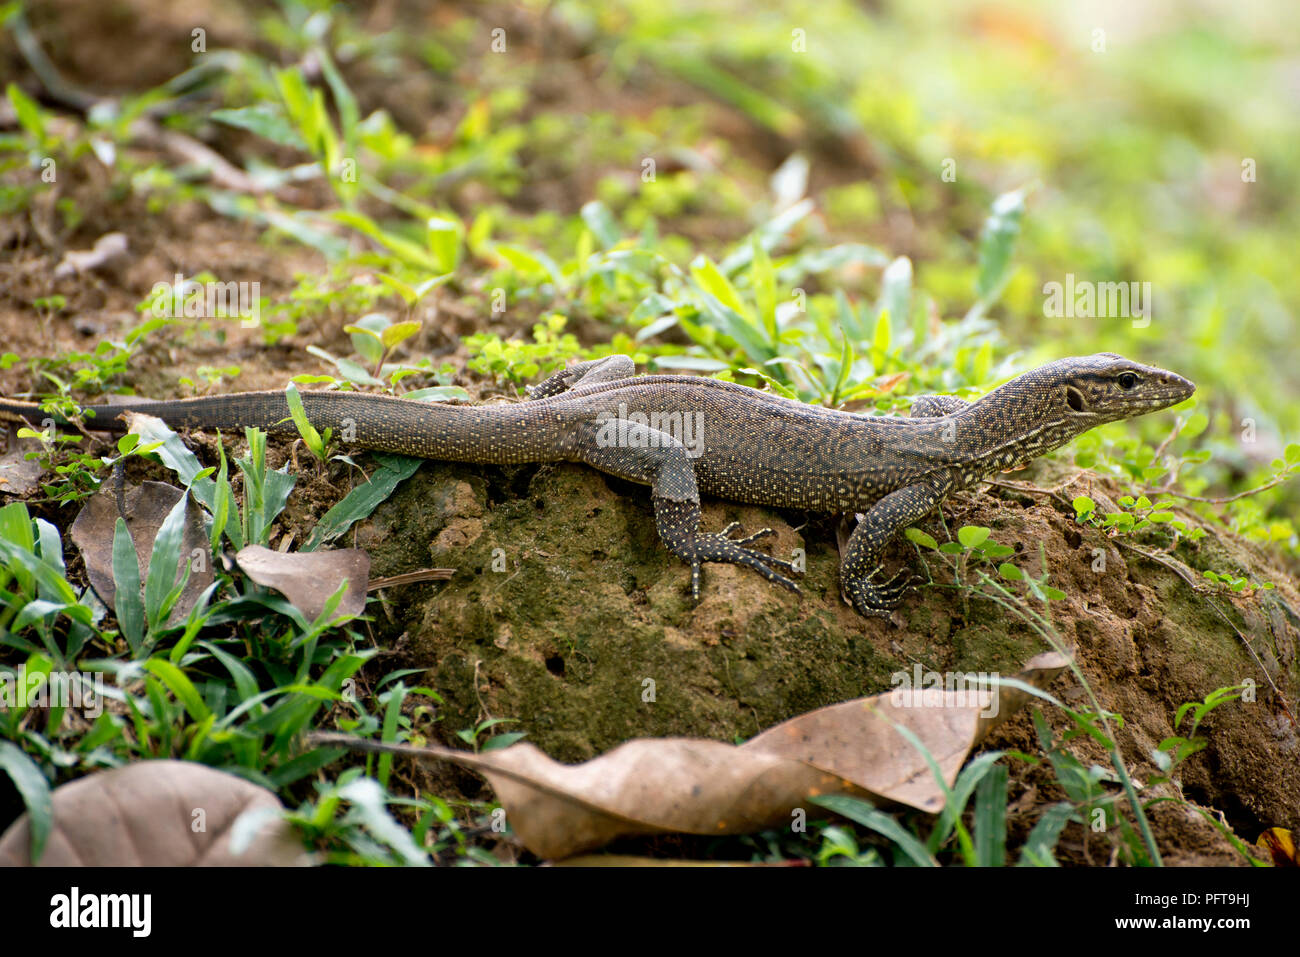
355, 458, 1300, 855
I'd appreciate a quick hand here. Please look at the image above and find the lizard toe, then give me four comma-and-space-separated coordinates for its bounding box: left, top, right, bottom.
727, 525, 775, 547
720, 524, 800, 574
691, 533, 801, 593
843, 569, 916, 616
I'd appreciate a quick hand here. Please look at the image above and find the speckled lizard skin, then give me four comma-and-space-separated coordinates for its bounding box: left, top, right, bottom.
0, 353, 1194, 617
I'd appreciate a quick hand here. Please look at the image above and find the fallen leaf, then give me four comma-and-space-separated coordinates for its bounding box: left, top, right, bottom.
0, 760, 311, 866
311, 651, 1069, 859
69, 480, 213, 623
0, 435, 43, 496
235, 544, 369, 620
874, 371, 911, 393
1256, 827, 1296, 866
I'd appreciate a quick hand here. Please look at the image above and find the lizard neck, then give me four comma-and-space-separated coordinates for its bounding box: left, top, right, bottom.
949, 383, 1089, 477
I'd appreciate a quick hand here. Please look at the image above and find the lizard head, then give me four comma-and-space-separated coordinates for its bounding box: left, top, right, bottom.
1041, 353, 1196, 425
955, 354, 1195, 473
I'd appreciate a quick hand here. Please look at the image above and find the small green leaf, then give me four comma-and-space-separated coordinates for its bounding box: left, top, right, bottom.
210, 104, 306, 149
403, 386, 471, 402
872, 308, 892, 365
904, 528, 938, 551
878, 257, 911, 346
285, 383, 325, 459
812, 795, 937, 867
751, 237, 777, 340
0, 742, 52, 863
580, 200, 621, 249
6, 83, 46, 142
690, 255, 748, 317
142, 493, 190, 629
426, 216, 462, 273
974, 186, 1028, 307
112, 518, 144, 652
1182, 412, 1208, 440
380, 320, 422, 351
1072, 495, 1096, 516
998, 563, 1023, 580
957, 526, 990, 549
145, 659, 212, 722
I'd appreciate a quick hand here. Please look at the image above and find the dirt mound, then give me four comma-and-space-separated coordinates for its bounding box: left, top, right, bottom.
356, 457, 1299, 861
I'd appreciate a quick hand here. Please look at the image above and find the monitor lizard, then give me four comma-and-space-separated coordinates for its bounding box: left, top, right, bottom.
0, 352, 1194, 618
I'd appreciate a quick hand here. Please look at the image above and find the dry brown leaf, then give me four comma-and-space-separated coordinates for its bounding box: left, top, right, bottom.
311, 650, 1069, 859
69, 479, 214, 622
1256, 826, 1296, 866
0, 760, 312, 866
234, 544, 369, 620
834, 511, 863, 558
874, 371, 911, 393
0, 434, 44, 496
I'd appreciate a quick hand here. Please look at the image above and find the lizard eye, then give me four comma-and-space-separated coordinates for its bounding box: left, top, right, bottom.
1118, 372, 1138, 390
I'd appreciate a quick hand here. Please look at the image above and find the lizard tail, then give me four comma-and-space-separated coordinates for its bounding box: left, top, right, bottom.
0, 391, 568, 464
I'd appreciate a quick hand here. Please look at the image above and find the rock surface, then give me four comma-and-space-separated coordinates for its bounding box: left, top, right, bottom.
355, 458, 1300, 860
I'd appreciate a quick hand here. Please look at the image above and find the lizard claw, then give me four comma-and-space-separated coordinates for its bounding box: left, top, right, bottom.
843, 566, 919, 617
686, 523, 802, 598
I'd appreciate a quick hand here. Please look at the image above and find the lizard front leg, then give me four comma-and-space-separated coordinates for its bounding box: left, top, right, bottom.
574, 420, 800, 598
841, 480, 949, 618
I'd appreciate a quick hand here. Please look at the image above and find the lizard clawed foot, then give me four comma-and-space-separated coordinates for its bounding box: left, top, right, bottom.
686, 523, 802, 599
842, 566, 919, 618
714, 522, 795, 561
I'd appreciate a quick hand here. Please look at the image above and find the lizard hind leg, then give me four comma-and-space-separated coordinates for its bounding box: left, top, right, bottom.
527, 355, 636, 399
